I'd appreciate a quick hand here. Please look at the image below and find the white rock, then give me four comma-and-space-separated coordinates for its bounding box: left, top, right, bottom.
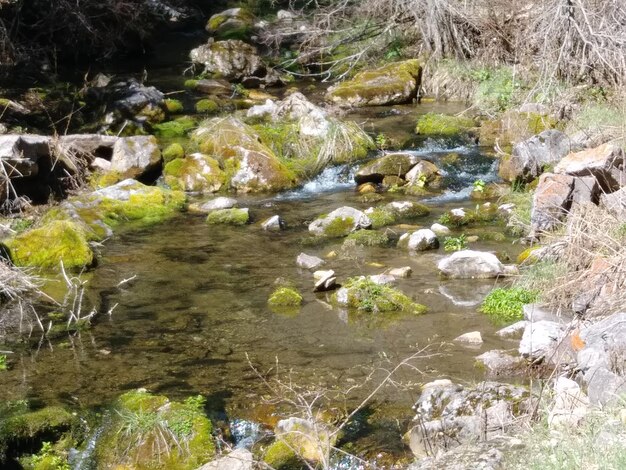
430, 223, 451, 235
389, 266, 412, 278
199, 197, 238, 212
308, 206, 372, 236
297, 253, 325, 270
246, 99, 277, 120
438, 250, 508, 279
368, 274, 396, 286
496, 321, 528, 338
548, 377, 589, 428
197, 448, 253, 470
313, 270, 336, 292
451, 208, 466, 218
454, 331, 483, 344
407, 229, 439, 251
110, 135, 161, 179
519, 320, 566, 361
261, 215, 285, 231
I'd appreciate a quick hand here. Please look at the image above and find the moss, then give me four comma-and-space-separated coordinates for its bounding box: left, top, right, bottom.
95, 390, 214, 470
184, 79, 199, 90
479, 287, 539, 324
164, 155, 224, 193
195, 99, 219, 114
416, 113, 476, 137
438, 205, 499, 228
268, 287, 303, 308
153, 116, 196, 138
162, 143, 185, 163
206, 208, 249, 226
334, 277, 426, 314
164, 99, 184, 114
517, 246, 541, 264
344, 230, 389, 247
0, 406, 75, 461
322, 216, 355, 238
4, 220, 94, 270
263, 440, 302, 470
89, 170, 124, 189
369, 202, 430, 229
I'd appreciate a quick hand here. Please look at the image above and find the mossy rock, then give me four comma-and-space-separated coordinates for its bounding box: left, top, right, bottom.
416, 113, 476, 138
164, 99, 184, 114
344, 230, 389, 247
206, 208, 249, 226
438, 205, 499, 228
333, 277, 426, 314
263, 440, 303, 470
195, 99, 219, 114
369, 202, 430, 229
153, 116, 197, 138
95, 390, 214, 470
479, 111, 558, 148
164, 155, 224, 193
326, 59, 421, 107
4, 220, 94, 270
517, 245, 542, 264
268, 287, 303, 314
162, 143, 185, 163
184, 79, 199, 90
206, 8, 255, 40
0, 405, 75, 462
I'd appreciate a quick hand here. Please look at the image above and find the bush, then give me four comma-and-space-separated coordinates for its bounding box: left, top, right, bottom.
479, 287, 538, 323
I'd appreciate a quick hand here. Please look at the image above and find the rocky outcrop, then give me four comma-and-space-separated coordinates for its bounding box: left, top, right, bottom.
498, 130, 572, 183
438, 250, 515, 279
326, 60, 422, 107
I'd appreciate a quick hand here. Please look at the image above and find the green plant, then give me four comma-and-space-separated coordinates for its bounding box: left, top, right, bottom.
0, 355, 6, 371
443, 234, 468, 252
375, 133, 389, 150
473, 179, 486, 192
232, 83, 249, 98
30, 441, 70, 470
479, 287, 539, 323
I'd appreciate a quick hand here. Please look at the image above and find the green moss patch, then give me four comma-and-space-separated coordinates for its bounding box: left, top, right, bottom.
164, 99, 184, 114
263, 440, 302, 470
164, 155, 224, 193
162, 143, 185, 163
344, 230, 389, 247
334, 277, 426, 314
268, 287, 303, 312
195, 99, 219, 114
153, 116, 197, 138
322, 216, 355, 238
95, 390, 214, 470
369, 202, 430, 229
479, 287, 538, 323
416, 113, 476, 137
206, 208, 249, 226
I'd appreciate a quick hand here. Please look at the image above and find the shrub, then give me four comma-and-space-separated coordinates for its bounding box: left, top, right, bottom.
479, 287, 539, 323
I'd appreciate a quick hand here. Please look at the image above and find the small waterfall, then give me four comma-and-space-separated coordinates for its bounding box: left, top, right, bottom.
276, 164, 356, 200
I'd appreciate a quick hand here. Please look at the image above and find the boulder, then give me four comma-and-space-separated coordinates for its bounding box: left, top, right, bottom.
308, 206, 371, 237
333, 276, 426, 314
554, 143, 625, 191
518, 320, 566, 362
355, 152, 420, 184
297, 253, 325, 270
206, 8, 255, 40
368, 201, 430, 229
415, 113, 476, 138
498, 130, 572, 183
431, 223, 451, 235
548, 377, 589, 428
454, 331, 483, 345
476, 350, 526, 377
197, 448, 253, 470
326, 59, 421, 107
530, 173, 575, 235
164, 153, 224, 193
438, 250, 512, 279
261, 215, 285, 231
403, 229, 439, 251
206, 208, 250, 225
110, 136, 162, 181
600, 186, 626, 220
407, 380, 529, 458
577, 312, 626, 404
405, 160, 441, 187
190, 39, 266, 83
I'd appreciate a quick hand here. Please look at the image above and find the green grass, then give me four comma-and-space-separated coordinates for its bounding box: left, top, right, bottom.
479, 287, 539, 323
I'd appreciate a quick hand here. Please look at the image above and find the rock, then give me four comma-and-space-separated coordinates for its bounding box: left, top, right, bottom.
261, 215, 285, 231
0, 134, 49, 179
192, 117, 295, 193
268, 287, 302, 309
246, 99, 277, 120
476, 350, 526, 377
518, 320, 566, 362
206, 208, 250, 225
354, 152, 420, 184
274, 417, 335, 463
577, 312, 626, 404
416, 113, 476, 138
368, 201, 430, 228
313, 270, 337, 292
368, 274, 396, 286
497, 203, 516, 216
194, 78, 232, 95
206, 8, 255, 40
522, 304, 568, 324
498, 130, 572, 183
405, 160, 441, 187
110, 135, 162, 181
197, 448, 253, 470
454, 331, 483, 344
554, 143, 625, 191
389, 266, 412, 278
190, 39, 266, 82
408, 380, 529, 459
438, 250, 512, 279
326, 59, 421, 107
530, 172, 575, 235
600, 186, 626, 220
193, 197, 238, 213
333, 276, 426, 314
308, 206, 371, 237
405, 229, 439, 251
431, 223, 451, 235
164, 153, 225, 193
548, 377, 589, 428
496, 321, 528, 338
297, 253, 325, 270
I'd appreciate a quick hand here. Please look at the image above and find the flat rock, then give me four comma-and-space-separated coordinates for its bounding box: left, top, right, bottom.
454, 331, 483, 344
496, 321, 528, 338
297, 253, 325, 270
438, 250, 508, 279
476, 350, 526, 377
554, 143, 625, 191
389, 266, 412, 278
313, 269, 337, 292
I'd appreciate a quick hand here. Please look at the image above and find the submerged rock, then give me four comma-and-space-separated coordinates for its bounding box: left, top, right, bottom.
326, 59, 422, 107
454, 331, 483, 345
333, 276, 426, 314
389, 266, 412, 278
368, 201, 430, 229
438, 250, 513, 279
206, 208, 249, 225
308, 206, 371, 237
261, 215, 285, 231
296, 253, 325, 270
415, 113, 476, 138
